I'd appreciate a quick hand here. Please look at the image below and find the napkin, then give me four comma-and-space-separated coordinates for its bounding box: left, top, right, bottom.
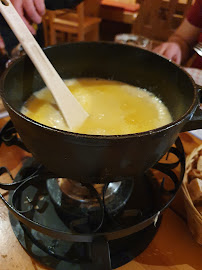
184, 67, 202, 86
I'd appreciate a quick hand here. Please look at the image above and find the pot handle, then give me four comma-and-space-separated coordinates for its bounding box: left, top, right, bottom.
181, 85, 202, 132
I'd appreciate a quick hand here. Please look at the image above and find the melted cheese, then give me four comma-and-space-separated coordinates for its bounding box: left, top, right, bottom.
21, 78, 172, 135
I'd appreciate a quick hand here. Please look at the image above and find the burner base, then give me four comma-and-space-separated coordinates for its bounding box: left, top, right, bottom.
9, 213, 161, 269
0, 124, 184, 270
7, 157, 164, 269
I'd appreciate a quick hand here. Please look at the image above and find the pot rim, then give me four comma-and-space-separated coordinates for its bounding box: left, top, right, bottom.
0, 41, 197, 140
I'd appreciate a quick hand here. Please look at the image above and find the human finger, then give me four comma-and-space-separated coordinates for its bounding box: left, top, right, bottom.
34, 0, 45, 16
153, 43, 167, 55
11, 0, 36, 34
163, 46, 181, 64
23, 0, 42, 24
170, 53, 181, 64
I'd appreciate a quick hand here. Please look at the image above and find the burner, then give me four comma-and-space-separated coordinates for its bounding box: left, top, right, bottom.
47, 177, 134, 218
7, 158, 162, 269
58, 179, 122, 202
0, 121, 185, 270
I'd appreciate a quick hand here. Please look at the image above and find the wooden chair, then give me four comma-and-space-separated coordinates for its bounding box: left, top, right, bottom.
42, 2, 101, 46
132, 0, 193, 42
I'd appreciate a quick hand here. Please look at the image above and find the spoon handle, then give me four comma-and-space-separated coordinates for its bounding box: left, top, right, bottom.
0, 0, 88, 130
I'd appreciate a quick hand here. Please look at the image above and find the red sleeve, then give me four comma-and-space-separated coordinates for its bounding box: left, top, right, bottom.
186, 0, 202, 28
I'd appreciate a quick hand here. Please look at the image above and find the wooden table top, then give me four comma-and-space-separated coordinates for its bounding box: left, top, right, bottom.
0, 116, 201, 270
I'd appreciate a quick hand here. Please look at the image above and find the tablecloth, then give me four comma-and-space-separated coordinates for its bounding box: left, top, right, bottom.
184, 67, 202, 86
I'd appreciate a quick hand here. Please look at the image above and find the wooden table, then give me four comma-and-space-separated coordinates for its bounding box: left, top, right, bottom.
0, 116, 201, 270
99, 0, 192, 25
100, 3, 138, 25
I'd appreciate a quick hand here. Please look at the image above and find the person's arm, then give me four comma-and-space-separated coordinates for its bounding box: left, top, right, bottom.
153, 18, 201, 64
11, 0, 46, 34
168, 18, 200, 63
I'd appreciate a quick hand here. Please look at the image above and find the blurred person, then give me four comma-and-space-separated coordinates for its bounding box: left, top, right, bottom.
11, 0, 84, 35
0, 34, 9, 73
153, 0, 202, 68
11, 0, 46, 35
0, 0, 84, 54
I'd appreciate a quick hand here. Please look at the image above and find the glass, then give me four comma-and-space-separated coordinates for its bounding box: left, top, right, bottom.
115, 33, 152, 51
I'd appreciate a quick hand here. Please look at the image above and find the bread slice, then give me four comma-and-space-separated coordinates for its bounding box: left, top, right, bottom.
187, 178, 202, 202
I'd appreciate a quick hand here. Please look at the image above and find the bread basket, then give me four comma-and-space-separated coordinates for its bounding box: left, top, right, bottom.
182, 144, 202, 245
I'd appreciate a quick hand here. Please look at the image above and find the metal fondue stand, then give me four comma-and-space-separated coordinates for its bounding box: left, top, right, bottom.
0, 120, 185, 270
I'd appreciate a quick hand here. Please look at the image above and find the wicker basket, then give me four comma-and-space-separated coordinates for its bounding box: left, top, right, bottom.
182, 144, 202, 245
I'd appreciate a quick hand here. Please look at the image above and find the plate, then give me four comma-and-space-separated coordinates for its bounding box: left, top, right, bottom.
189, 129, 202, 140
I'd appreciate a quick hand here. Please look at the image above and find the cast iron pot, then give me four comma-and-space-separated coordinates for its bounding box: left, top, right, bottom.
0, 42, 202, 183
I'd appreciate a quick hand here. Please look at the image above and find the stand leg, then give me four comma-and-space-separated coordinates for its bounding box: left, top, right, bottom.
87, 237, 112, 270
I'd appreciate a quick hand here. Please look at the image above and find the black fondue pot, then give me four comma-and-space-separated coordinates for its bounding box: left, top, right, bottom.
0, 42, 202, 183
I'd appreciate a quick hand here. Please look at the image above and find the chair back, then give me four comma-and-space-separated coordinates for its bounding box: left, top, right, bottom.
43, 2, 86, 45
84, 0, 101, 16
42, 1, 101, 46
132, 0, 193, 41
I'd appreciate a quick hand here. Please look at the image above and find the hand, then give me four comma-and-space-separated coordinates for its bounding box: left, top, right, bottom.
153, 42, 182, 65
11, 0, 46, 34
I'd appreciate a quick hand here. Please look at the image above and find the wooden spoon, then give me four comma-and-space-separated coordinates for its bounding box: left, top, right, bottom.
0, 0, 88, 130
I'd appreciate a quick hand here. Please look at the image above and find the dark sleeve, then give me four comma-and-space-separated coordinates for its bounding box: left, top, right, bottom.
186, 0, 202, 28
0, 15, 18, 55
45, 0, 84, 10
